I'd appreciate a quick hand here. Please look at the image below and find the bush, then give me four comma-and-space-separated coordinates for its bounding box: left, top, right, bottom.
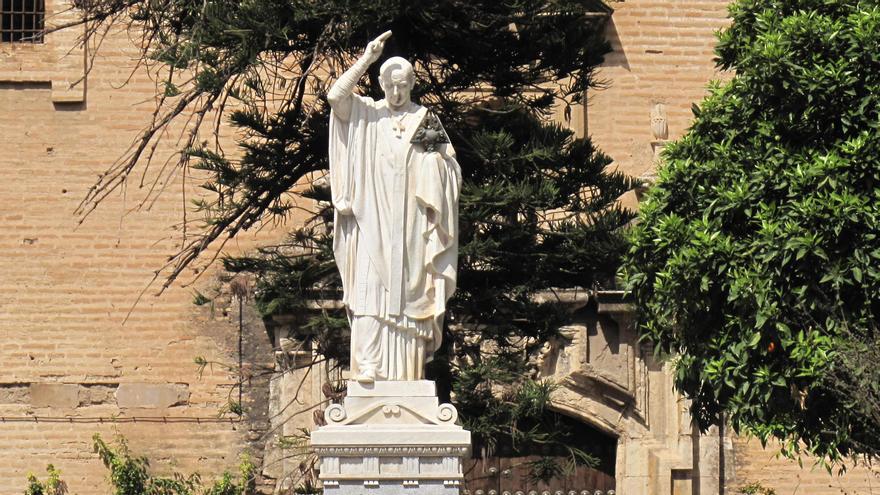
24, 465, 66, 495
93, 434, 255, 495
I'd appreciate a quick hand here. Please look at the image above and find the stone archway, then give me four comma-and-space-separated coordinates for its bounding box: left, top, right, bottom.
539, 291, 730, 495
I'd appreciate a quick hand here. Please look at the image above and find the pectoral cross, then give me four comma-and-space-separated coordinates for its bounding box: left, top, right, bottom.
392, 117, 406, 138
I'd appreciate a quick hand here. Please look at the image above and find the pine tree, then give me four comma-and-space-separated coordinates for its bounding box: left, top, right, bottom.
77, 0, 637, 465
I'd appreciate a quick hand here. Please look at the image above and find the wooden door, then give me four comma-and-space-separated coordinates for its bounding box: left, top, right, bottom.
464, 456, 616, 495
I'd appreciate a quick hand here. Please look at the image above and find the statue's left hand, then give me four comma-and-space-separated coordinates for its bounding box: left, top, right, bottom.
362, 30, 392, 65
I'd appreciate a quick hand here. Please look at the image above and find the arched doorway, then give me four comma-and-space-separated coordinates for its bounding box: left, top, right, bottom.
464, 411, 617, 495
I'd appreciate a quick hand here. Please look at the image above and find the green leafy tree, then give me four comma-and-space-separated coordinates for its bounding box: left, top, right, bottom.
622, 0, 880, 462
75, 0, 636, 464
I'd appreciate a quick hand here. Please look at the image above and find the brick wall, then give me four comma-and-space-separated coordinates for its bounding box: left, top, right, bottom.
730, 437, 880, 495
1, 1, 877, 494
588, 0, 730, 180
0, 19, 276, 494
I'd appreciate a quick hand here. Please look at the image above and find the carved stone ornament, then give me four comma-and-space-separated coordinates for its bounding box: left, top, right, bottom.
313, 446, 470, 456
311, 381, 471, 493
411, 111, 450, 152
323, 399, 459, 426
650, 103, 668, 141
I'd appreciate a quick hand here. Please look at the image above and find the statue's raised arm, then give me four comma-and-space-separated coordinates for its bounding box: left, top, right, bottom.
327, 30, 392, 122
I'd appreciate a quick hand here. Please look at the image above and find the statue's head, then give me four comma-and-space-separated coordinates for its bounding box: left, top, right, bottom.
379, 56, 415, 110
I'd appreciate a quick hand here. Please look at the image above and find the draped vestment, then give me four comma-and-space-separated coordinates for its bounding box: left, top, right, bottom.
329, 94, 461, 380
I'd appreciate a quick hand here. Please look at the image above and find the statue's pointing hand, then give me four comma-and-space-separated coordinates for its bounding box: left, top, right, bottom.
362, 30, 392, 65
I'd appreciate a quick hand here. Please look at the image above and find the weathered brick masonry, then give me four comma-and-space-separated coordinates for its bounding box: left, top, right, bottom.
0, 0, 877, 494
0, 9, 276, 493
590, 0, 730, 179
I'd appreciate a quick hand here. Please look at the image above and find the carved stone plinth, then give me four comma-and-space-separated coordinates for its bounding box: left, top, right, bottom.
312, 381, 471, 495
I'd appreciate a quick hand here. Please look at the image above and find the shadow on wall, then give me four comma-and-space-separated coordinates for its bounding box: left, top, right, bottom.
602, 18, 630, 70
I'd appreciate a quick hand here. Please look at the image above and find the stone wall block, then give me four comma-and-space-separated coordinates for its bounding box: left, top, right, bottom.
0, 383, 30, 404
29, 383, 79, 409
79, 384, 118, 406
116, 383, 190, 409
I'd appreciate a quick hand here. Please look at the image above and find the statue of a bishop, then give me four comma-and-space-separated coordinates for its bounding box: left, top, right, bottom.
327, 31, 461, 384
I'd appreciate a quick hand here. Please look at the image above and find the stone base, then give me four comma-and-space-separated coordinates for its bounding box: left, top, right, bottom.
322, 479, 461, 495
312, 381, 471, 495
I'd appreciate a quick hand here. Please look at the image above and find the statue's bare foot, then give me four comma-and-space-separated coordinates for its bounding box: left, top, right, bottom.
355, 370, 376, 384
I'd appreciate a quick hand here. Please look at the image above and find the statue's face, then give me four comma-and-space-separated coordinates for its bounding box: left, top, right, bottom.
383, 68, 413, 110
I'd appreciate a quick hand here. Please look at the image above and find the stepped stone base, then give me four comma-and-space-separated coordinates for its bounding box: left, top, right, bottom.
312, 381, 471, 495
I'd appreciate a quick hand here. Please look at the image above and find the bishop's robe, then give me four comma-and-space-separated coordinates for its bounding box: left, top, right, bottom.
329, 94, 461, 381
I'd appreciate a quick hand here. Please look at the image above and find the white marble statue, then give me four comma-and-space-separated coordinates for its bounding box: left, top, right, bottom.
327, 31, 461, 384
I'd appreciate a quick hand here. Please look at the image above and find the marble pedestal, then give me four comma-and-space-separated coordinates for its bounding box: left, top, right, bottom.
312, 381, 471, 495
